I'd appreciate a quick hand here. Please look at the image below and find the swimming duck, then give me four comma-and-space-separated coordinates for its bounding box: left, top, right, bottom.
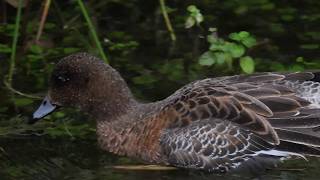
32, 52, 320, 173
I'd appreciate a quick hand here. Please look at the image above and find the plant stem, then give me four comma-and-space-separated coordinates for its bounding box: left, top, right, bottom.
76, 0, 109, 63
62, 118, 74, 139
7, 0, 23, 87
4, 0, 41, 100
159, 0, 176, 41
36, 0, 51, 42
3, 80, 41, 99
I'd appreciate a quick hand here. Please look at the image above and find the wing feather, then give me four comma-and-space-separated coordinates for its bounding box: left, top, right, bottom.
160, 71, 320, 172
160, 119, 275, 173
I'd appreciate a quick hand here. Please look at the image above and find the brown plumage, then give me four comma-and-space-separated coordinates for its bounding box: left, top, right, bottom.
33, 53, 320, 173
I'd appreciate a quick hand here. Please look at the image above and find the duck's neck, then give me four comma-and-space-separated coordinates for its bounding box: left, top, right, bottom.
84, 64, 166, 163
84, 64, 140, 122
95, 102, 166, 163
89, 85, 139, 122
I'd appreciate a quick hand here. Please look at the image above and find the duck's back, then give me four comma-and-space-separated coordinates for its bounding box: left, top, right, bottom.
157, 72, 320, 173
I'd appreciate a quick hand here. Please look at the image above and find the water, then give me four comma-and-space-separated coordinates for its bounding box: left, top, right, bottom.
1, 1, 320, 179
1, 137, 320, 180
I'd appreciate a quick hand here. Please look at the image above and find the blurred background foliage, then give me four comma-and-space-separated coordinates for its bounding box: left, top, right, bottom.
0, 0, 319, 139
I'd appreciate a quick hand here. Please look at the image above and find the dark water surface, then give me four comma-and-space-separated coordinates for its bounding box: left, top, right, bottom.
1, 137, 320, 180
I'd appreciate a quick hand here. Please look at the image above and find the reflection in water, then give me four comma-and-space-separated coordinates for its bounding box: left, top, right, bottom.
1, 137, 320, 180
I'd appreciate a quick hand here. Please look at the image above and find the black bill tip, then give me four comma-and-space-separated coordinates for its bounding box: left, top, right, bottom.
31, 96, 58, 124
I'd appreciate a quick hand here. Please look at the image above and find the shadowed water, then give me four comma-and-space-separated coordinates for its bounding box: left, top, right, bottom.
1, 137, 320, 180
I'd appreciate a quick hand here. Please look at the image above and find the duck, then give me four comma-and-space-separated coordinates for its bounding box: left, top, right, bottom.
32, 52, 320, 173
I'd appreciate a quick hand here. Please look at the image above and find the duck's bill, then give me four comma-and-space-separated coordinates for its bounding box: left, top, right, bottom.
30, 96, 58, 124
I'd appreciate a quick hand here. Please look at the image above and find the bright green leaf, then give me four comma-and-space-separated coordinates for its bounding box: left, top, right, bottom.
187, 5, 198, 13
209, 43, 226, 51
199, 52, 216, 66
227, 43, 245, 58
238, 31, 250, 39
195, 14, 204, 25
185, 17, 195, 29
215, 52, 230, 65
240, 56, 255, 74
207, 34, 219, 44
242, 36, 257, 48
186, 5, 203, 27
229, 32, 241, 41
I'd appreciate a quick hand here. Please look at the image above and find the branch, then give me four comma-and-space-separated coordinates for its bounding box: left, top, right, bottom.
159, 0, 176, 41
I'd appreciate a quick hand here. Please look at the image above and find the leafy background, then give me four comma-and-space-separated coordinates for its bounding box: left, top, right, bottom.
1, 0, 320, 140
0, 0, 320, 178
0, 0, 320, 141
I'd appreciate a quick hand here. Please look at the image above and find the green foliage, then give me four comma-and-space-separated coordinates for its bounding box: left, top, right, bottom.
0, 43, 11, 53
14, 98, 34, 107
185, 5, 204, 28
229, 31, 257, 48
199, 30, 257, 73
0, 0, 319, 140
132, 74, 158, 85
240, 56, 255, 74
199, 51, 215, 66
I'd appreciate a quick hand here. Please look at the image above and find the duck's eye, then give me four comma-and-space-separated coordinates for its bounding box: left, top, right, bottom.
57, 76, 70, 83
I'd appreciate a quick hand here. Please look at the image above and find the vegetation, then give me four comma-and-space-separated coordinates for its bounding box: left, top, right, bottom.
1, 0, 320, 179
0, 0, 319, 139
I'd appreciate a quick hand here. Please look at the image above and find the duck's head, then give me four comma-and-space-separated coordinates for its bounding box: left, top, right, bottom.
31, 52, 134, 124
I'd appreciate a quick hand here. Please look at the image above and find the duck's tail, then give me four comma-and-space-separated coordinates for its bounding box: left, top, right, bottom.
269, 72, 320, 157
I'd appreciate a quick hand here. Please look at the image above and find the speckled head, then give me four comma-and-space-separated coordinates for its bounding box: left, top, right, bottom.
31, 52, 135, 124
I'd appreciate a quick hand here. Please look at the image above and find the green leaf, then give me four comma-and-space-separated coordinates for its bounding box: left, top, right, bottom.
14, 98, 34, 107
199, 52, 215, 66
290, 64, 304, 72
215, 52, 231, 65
185, 17, 195, 29
187, 5, 198, 13
195, 14, 204, 25
260, 3, 275, 10
227, 43, 245, 58
238, 31, 250, 39
229, 31, 256, 48
207, 34, 219, 44
63, 47, 80, 54
26, 54, 43, 62
0, 43, 12, 53
132, 74, 158, 85
185, 5, 203, 28
281, 15, 294, 22
29, 44, 43, 54
300, 44, 319, 50
229, 31, 250, 41
270, 62, 285, 71
209, 43, 226, 51
296, 57, 304, 62
242, 36, 257, 48
229, 32, 241, 41
44, 22, 56, 29
240, 56, 255, 74
234, 6, 248, 15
